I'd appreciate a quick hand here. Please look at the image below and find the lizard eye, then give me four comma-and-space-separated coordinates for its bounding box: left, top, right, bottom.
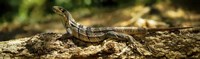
59, 8, 65, 13
62, 10, 65, 13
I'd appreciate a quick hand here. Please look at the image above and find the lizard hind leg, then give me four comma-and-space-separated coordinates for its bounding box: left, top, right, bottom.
105, 31, 142, 45
105, 31, 152, 55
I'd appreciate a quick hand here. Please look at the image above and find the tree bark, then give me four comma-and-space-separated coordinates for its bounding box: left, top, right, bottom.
0, 28, 200, 59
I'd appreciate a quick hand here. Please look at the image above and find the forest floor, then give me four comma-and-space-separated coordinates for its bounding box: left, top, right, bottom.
0, 2, 200, 59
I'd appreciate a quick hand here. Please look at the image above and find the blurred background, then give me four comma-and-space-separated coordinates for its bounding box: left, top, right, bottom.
0, 0, 200, 41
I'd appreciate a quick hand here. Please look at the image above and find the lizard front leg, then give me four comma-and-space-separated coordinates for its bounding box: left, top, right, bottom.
59, 28, 74, 40
105, 31, 152, 55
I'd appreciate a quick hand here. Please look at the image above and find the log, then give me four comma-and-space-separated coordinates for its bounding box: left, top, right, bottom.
0, 28, 200, 59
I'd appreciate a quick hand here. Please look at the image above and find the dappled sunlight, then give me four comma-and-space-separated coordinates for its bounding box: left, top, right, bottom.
3, 0, 200, 40
0, 0, 200, 58
114, 5, 150, 26
165, 8, 185, 19
154, 1, 200, 26
134, 18, 147, 28
78, 18, 105, 26
134, 18, 169, 28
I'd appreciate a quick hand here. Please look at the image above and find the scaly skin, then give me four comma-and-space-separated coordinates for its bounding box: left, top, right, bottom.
52, 6, 192, 42
53, 6, 192, 55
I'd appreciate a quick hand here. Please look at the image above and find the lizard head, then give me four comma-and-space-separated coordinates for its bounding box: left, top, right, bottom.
52, 6, 74, 21
53, 6, 72, 28
53, 6, 78, 29
53, 6, 68, 16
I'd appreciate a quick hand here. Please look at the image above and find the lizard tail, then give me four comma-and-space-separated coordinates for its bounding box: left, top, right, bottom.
146, 27, 193, 32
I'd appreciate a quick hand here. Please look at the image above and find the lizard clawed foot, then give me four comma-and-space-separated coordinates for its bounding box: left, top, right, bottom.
106, 31, 152, 55
128, 43, 152, 55
128, 38, 152, 55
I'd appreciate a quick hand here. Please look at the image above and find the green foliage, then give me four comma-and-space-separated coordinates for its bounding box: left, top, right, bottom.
17, 0, 46, 23
84, 0, 92, 5
0, 0, 162, 24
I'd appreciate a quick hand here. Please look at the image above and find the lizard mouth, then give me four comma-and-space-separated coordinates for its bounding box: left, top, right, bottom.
52, 6, 63, 16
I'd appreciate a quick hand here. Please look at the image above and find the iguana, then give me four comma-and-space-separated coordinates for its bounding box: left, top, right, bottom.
52, 6, 192, 55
